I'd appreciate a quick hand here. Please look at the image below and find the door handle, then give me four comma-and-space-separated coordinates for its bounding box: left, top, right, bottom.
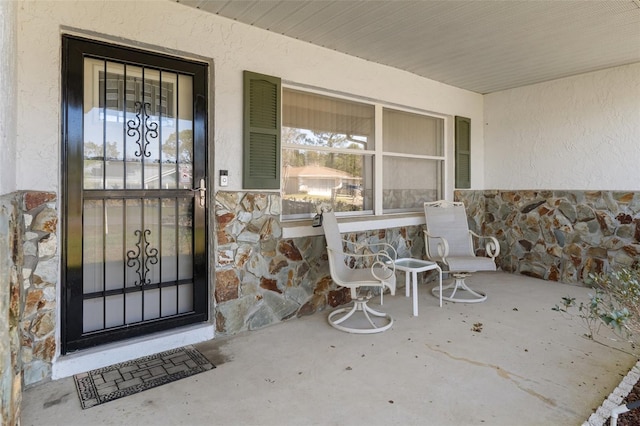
193, 178, 206, 207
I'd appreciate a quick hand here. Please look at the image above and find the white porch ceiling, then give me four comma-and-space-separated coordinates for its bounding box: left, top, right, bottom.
173, 0, 640, 94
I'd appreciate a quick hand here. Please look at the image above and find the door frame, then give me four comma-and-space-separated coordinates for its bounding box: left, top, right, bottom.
60, 35, 209, 354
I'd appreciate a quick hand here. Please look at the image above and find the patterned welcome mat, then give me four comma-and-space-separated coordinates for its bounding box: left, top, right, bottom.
74, 345, 215, 409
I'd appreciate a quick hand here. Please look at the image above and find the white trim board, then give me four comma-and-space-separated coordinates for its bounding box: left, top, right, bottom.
282, 214, 426, 239
52, 323, 215, 379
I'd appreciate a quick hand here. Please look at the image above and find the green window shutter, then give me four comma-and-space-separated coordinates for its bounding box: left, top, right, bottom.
455, 116, 471, 189
243, 71, 281, 189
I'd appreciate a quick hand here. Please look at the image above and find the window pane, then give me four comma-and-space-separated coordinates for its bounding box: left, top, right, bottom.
383, 108, 444, 156
103, 62, 126, 190
282, 89, 449, 217
282, 149, 373, 219
143, 68, 162, 189
282, 89, 375, 219
83, 199, 104, 294
83, 58, 105, 189
177, 74, 194, 190
383, 157, 442, 212
283, 89, 374, 150
125, 65, 144, 189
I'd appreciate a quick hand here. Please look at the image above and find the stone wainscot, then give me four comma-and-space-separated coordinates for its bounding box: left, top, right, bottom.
3, 187, 639, 422
456, 190, 640, 282
213, 191, 426, 335
0, 191, 57, 425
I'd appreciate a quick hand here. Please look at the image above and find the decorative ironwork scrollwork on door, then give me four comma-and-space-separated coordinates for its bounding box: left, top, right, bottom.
126, 229, 159, 286
126, 101, 158, 158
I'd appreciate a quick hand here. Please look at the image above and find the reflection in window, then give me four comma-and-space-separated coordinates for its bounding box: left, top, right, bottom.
282, 88, 447, 219
83, 58, 193, 191
282, 89, 374, 219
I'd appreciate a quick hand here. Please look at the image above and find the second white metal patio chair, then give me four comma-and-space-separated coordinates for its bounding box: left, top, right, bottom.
322, 210, 397, 333
423, 201, 500, 303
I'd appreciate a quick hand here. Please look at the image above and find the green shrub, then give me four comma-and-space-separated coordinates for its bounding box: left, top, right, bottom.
553, 266, 640, 347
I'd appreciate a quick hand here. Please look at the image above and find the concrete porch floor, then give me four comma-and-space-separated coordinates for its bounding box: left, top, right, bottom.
22, 272, 638, 425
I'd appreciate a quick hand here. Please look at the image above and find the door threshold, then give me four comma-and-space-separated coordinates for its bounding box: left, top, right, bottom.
53, 323, 214, 379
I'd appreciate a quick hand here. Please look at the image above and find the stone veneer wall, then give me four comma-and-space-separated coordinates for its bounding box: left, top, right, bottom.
0, 191, 57, 424
455, 190, 640, 283
214, 191, 425, 335
12, 187, 636, 398
20, 192, 58, 385
1, 193, 22, 426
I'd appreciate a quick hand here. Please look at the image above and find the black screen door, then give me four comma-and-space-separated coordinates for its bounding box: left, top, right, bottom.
61, 36, 208, 353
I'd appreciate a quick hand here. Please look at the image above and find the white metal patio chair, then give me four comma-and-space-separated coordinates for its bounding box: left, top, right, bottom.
322, 210, 397, 333
423, 201, 500, 303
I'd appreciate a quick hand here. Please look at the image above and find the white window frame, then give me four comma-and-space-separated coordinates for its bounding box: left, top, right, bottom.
378, 105, 446, 214
281, 82, 452, 235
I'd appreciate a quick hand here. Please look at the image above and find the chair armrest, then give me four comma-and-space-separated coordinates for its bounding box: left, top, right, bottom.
365, 241, 398, 263
342, 239, 398, 263
469, 231, 500, 259
423, 230, 450, 260
342, 238, 398, 281
371, 252, 396, 282
327, 245, 397, 281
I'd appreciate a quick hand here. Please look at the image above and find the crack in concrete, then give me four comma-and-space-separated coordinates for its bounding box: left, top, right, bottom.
425, 343, 558, 408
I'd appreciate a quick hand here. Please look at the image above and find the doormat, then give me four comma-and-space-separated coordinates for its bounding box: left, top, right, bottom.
73, 345, 215, 409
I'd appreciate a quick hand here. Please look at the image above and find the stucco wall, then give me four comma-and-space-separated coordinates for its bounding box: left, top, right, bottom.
484, 63, 640, 190
0, 0, 17, 195
16, 0, 484, 195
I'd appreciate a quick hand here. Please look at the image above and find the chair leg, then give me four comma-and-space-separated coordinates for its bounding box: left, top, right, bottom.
330, 303, 359, 326
431, 273, 487, 303
328, 297, 393, 334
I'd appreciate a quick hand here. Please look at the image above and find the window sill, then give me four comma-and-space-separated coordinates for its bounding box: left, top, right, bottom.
281, 212, 426, 239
